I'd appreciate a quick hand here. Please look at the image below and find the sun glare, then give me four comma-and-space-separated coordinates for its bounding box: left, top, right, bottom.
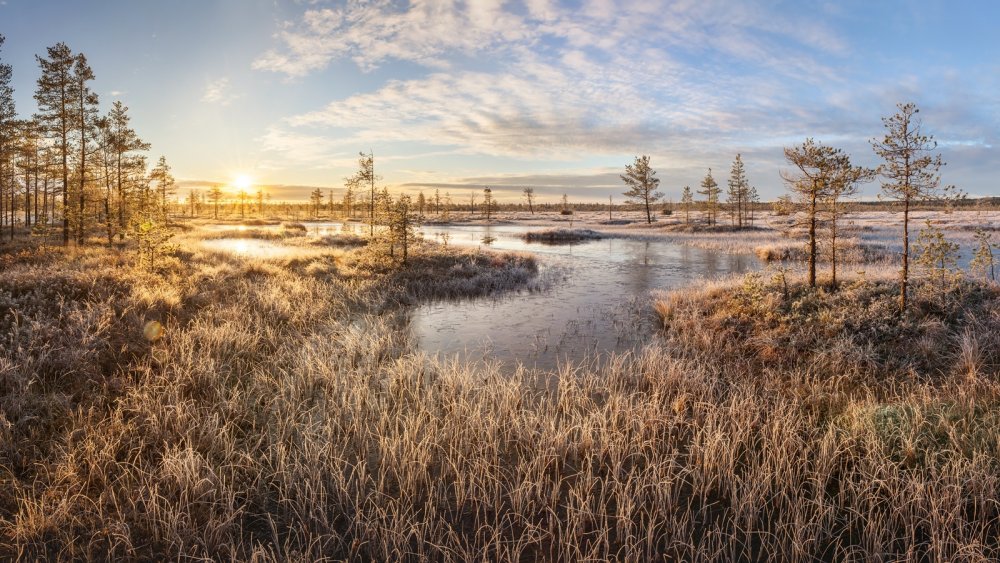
234, 174, 253, 189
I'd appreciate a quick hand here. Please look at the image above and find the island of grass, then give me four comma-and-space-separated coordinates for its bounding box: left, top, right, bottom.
521, 227, 605, 243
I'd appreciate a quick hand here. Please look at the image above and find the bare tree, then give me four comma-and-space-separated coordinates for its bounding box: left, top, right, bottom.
871, 103, 959, 312
620, 155, 661, 224
522, 186, 535, 214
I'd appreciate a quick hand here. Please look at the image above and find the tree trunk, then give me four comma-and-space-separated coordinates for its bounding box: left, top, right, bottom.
78, 88, 86, 245
808, 187, 817, 288
901, 198, 910, 313
830, 207, 838, 289
62, 132, 69, 245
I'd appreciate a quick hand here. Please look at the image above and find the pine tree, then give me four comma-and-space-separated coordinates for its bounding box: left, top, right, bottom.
620, 155, 662, 224
825, 156, 875, 287
388, 193, 420, 264
71, 53, 98, 244
309, 188, 323, 218
697, 169, 720, 225
342, 182, 354, 218
871, 103, 960, 312
376, 187, 394, 255
726, 154, 749, 227
35, 43, 78, 245
350, 151, 377, 235
417, 191, 426, 215
106, 101, 149, 240
149, 156, 174, 221
483, 187, 493, 221
209, 185, 222, 219
237, 190, 248, 218
94, 114, 115, 245
913, 220, 960, 308
746, 186, 760, 226
0, 35, 16, 240
680, 186, 693, 225
970, 229, 996, 282
781, 138, 843, 288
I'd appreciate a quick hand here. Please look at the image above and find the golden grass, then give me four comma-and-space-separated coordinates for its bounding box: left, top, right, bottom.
2, 230, 1000, 560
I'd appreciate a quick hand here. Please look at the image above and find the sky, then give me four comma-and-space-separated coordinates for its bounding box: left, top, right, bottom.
1, 0, 998, 202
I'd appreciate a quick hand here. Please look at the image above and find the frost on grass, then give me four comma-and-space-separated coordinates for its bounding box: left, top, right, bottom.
521, 228, 604, 243
5, 230, 1000, 560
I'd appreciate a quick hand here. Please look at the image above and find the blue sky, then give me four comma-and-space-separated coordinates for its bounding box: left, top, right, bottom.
1, 0, 998, 201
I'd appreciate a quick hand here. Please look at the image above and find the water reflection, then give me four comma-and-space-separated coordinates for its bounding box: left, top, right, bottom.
409, 223, 757, 370
202, 221, 757, 369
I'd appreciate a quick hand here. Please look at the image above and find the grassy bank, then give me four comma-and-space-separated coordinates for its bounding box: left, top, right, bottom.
3, 227, 1000, 560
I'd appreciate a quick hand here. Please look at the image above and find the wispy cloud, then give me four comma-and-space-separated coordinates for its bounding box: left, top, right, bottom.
202, 77, 237, 106
250, 0, 999, 198
252, 0, 849, 165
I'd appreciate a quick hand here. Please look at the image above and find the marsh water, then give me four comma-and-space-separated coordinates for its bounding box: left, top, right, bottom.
203, 222, 757, 369
409, 224, 755, 370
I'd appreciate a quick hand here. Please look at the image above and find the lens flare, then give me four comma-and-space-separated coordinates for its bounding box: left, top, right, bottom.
143, 320, 164, 341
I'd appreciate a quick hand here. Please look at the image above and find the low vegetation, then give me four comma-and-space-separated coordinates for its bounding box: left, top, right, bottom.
753, 237, 890, 264
521, 227, 604, 243
4, 218, 1000, 560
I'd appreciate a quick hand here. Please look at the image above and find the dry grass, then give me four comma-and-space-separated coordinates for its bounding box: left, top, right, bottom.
3, 226, 1000, 561
521, 228, 604, 243
753, 237, 891, 264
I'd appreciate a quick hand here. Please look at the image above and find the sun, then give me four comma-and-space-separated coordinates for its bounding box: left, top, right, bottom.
234, 174, 253, 189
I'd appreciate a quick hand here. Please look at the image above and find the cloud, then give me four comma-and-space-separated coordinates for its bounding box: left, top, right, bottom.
251, 1, 999, 198
202, 77, 237, 105
252, 0, 849, 164
254, 0, 844, 77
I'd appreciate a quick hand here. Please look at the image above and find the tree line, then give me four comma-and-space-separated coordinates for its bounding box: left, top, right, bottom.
0, 35, 175, 259
620, 102, 967, 313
